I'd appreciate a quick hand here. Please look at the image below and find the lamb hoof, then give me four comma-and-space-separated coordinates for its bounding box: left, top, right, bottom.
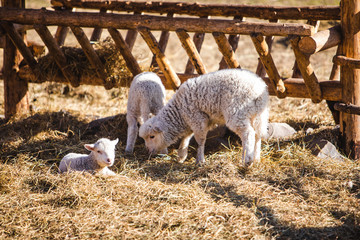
177, 156, 186, 163
159, 148, 168, 155
124, 149, 134, 156
243, 160, 254, 167
195, 159, 206, 166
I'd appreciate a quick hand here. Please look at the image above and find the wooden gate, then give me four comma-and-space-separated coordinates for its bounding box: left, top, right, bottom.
1, 0, 360, 159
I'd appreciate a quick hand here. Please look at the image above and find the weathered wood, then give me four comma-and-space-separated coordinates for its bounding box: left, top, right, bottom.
54, 26, 69, 46
0, 8, 315, 36
3, 0, 29, 119
70, 26, 110, 88
334, 103, 360, 115
330, 46, 342, 80
90, 8, 106, 42
219, 16, 242, 70
53, 6, 72, 46
256, 19, 277, 77
185, 16, 207, 74
218, 33, 240, 69
290, 36, 322, 103
124, 12, 141, 51
0, 21, 40, 79
251, 33, 286, 97
34, 24, 79, 87
333, 55, 360, 68
213, 32, 240, 69
150, 12, 173, 69
339, 0, 360, 159
108, 27, 142, 77
138, 27, 181, 90
326, 46, 343, 125
176, 29, 207, 75
51, 0, 340, 20
18, 66, 342, 101
292, 20, 320, 78
299, 25, 342, 54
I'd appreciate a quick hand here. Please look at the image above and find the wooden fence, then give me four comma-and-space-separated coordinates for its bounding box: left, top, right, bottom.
1, 0, 360, 159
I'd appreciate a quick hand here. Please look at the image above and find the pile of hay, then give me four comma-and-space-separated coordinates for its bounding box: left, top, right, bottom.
35, 37, 140, 86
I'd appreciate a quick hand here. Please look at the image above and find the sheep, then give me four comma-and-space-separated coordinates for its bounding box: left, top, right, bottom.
59, 138, 119, 176
125, 71, 167, 154
139, 68, 269, 166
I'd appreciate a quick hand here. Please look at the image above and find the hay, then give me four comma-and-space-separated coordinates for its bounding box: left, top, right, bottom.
36, 37, 138, 85
0, 97, 360, 239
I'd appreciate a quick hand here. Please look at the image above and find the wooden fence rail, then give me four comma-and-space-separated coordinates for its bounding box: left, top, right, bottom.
51, 0, 341, 20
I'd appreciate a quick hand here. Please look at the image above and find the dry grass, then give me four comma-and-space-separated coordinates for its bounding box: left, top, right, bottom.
1, 0, 359, 239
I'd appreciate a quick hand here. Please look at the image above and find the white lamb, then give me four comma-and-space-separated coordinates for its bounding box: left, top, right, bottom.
125, 71, 167, 154
139, 68, 269, 166
59, 138, 119, 176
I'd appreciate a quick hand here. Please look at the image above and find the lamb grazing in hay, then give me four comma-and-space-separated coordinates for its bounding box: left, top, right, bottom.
139, 69, 269, 166
125, 72, 167, 154
59, 138, 119, 176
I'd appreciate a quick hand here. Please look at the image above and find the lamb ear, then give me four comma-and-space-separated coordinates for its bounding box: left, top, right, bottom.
112, 138, 119, 145
84, 143, 95, 151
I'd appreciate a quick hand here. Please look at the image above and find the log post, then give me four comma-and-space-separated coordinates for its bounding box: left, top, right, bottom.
251, 33, 286, 97
176, 29, 207, 75
299, 25, 342, 54
256, 19, 278, 77
138, 27, 181, 90
3, 0, 29, 119
213, 32, 241, 69
70, 26, 110, 88
108, 27, 142, 77
184, 16, 207, 74
150, 13, 173, 69
90, 8, 106, 42
125, 12, 141, 51
292, 20, 320, 78
53, 7, 72, 46
339, 0, 360, 159
0, 21, 40, 79
184, 31, 205, 74
290, 36, 322, 103
219, 16, 242, 70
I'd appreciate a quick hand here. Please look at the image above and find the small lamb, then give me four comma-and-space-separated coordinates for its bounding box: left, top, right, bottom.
59, 138, 119, 176
139, 69, 269, 166
125, 72, 167, 154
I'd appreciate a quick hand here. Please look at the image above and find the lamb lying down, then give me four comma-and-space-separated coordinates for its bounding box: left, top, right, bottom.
139, 69, 269, 166
59, 138, 119, 176
125, 72, 167, 154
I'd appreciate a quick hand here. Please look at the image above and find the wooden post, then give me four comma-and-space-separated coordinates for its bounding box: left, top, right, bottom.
70, 26, 110, 88
176, 29, 207, 75
54, 7, 72, 46
256, 19, 278, 77
184, 16, 207, 74
251, 33, 286, 97
125, 12, 141, 51
219, 16, 242, 70
138, 27, 181, 90
90, 8, 106, 42
290, 36, 322, 103
108, 27, 142, 77
339, 0, 360, 159
3, 0, 29, 119
150, 13, 173, 69
213, 32, 240, 69
1, 21, 40, 79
